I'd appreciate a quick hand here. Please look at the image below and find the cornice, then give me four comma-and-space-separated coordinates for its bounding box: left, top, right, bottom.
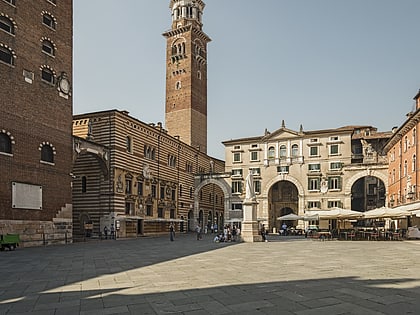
384, 109, 420, 152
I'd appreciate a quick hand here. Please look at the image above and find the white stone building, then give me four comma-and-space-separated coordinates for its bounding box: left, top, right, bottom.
223, 122, 391, 232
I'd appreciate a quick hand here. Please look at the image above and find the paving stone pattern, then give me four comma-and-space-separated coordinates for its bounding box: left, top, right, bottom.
1, 234, 420, 314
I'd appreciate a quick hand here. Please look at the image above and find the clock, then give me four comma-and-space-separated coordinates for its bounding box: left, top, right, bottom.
57, 72, 71, 95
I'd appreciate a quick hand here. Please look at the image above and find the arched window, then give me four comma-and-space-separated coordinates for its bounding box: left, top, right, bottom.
41, 145, 54, 163
268, 146, 275, 159
413, 155, 416, 172
42, 39, 55, 56
0, 44, 14, 65
0, 16, 15, 35
404, 160, 408, 177
279, 145, 287, 158
42, 13, 56, 29
41, 67, 55, 84
0, 133, 12, 153
81, 176, 87, 193
291, 144, 299, 157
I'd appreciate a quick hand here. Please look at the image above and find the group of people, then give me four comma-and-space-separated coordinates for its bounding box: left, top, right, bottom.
103, 224, 116, 239
213, 224, 240, 242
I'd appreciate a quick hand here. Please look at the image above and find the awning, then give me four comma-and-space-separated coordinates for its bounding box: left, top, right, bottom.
277, 213, 303, 221
362, 207, 411, 219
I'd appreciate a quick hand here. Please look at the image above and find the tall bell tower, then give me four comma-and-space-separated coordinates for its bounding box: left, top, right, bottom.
163, 0, 210, 153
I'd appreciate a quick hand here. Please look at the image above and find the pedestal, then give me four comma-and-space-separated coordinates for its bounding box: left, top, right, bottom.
241, 199, 262, 242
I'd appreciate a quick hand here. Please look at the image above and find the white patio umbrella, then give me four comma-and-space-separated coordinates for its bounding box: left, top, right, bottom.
363, 206, 411, 219
277, 213, 303, 221
305, 208, 363, 220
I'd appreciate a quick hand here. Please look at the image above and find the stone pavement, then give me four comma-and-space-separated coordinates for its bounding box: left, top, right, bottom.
1, 233, 420, 315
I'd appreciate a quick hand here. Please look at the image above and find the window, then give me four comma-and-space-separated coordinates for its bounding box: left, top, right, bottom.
81, 176, 87, 193
168, 154, 176, 167
291, 144, 299, 157
413, 155, 416, 172
268, 146, 275, 159
329, 144, 339, 155
233, 152, 241, 163
146, 204, 153, 216
0, 133, 12, 154
42, 13, 56, 29
175, 81, 181, 90
328, 200, 341, 208
126, 136, 132, 153
170, 209, 175, 219
254, 180, 261, 194
328, 177, 341, 190
138, 181, 143, 196
42, 40, 55, 56
231, 203, 243, 210
330, 162, 342, 170
309, 146, 318, 157
41, 67, 55, 84
158, 207, 164, 218
125, 178, 132, 194
404, 136, 408, 152
40, 144, 54, 163
250, 151, 258, 161
308, 163, 320, 172
308, 178, 320, 191
151, 184, 156, 198
189, 187, 193, 198
231, 169, 243, 177
232, 181, 242, 194
279, 145, 287, 158
4, 0, 16, 5
249, 167, 260, 176
233, 145, 241, 150
330, 136, 339, 141
307, 201, 320, 209
171, 189, 176, 201
404, 160, 408, 177
277, 165, 289, 173
160, 186, 165, 199
0, 16, 14, 35
0, 45, 14, 65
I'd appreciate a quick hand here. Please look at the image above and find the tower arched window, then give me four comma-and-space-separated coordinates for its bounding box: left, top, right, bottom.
175, 81, 181, 90
42, 13, 56, 29
0, 132, 12, 154
291, 144, 299, 157
0, 16, 15, 35
42, 39, 55, 56
41, 144, 54, 163
0, 44, 15, 65
41, 67, 55, 84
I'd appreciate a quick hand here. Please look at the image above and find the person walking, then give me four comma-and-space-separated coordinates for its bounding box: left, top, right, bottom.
195, 224, 202, 240
169, 223, 175, 241
261, 224, 267, 242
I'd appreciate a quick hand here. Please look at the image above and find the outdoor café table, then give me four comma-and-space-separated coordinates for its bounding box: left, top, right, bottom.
340, 231, 348, 240
317, 231, 332, 240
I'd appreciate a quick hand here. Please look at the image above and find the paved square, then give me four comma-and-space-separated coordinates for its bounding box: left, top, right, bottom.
1, 235, 420, 314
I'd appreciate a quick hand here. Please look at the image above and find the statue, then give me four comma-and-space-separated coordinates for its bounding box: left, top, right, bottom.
245, 171, 256, 201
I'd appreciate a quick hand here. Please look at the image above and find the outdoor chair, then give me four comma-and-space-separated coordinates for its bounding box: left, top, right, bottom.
370, 231, 379, 241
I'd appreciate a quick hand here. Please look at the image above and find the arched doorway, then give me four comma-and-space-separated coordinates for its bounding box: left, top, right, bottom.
188, 210, 194, 231
268, 181, 299, 231
351, 176, 386, 212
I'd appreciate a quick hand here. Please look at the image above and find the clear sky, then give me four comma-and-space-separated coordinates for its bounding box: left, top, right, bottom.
73, 0, 420, 160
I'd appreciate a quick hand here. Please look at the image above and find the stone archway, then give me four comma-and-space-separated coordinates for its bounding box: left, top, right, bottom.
194, 176, 232, 228
268, 180, 300, 232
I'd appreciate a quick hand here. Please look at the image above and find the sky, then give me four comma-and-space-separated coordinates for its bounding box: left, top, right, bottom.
73, 0, 420, 160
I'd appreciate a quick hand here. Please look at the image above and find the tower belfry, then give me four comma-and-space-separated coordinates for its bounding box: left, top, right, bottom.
163, 0, 211, 153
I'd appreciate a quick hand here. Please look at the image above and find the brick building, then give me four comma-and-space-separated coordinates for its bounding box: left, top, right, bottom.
72, 111, 226, 239
384, 90, 420, 227
0, 0, 73, 246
